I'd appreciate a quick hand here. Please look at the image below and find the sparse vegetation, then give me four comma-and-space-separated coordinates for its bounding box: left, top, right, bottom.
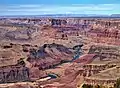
114, 78, 120, 88
17, 58, 25, 66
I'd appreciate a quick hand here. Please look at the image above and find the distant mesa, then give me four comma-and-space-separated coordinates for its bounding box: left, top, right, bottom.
111, 14, 120, 17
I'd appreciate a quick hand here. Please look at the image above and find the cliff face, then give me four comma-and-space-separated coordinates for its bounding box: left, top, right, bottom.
88, 45, 120, 62
0, 65, 30, 83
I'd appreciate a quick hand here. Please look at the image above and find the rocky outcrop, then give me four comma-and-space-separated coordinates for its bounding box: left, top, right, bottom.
27, 43, 73, 70
88, 45, 120, 60
51, 19, 67, 26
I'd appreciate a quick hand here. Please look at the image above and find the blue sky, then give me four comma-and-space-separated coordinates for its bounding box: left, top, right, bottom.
1, 0, 120, 4
0, 0, 120, 15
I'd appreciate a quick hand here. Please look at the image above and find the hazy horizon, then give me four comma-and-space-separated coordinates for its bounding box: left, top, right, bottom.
0, 0, 120, 16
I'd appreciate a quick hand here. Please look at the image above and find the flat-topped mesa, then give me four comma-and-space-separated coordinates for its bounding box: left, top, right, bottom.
83, 66, 120, 87
78, 63, 116, 77
88, 45, 120, 60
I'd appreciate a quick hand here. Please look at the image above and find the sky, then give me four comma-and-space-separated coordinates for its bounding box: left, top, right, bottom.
0, 0, 120, 15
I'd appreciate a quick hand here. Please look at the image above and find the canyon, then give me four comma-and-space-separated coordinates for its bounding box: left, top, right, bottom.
0, 17, 120, 88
